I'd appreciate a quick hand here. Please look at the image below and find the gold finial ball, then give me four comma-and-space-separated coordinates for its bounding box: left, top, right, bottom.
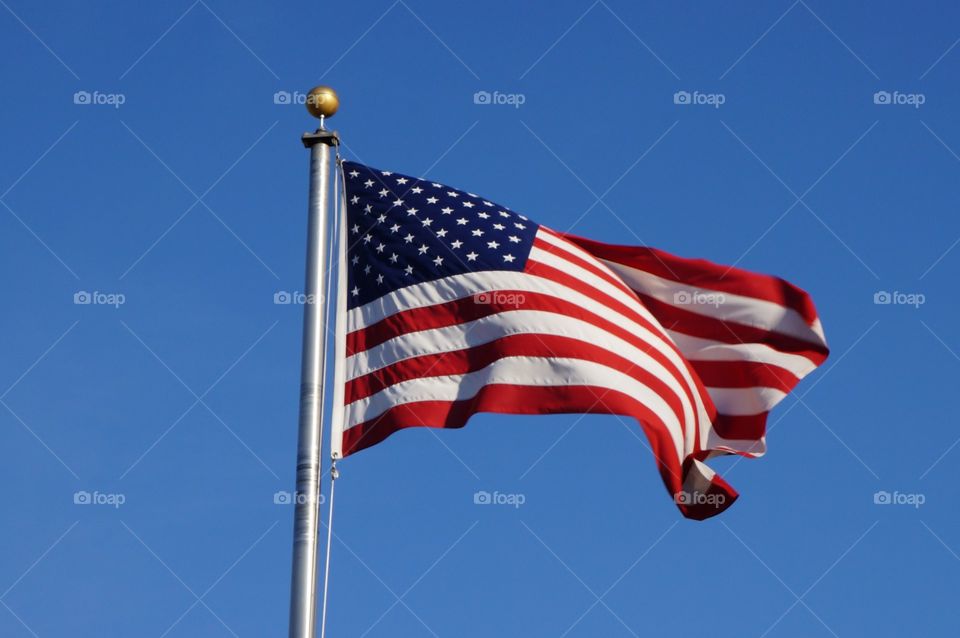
306, 86, 339, 119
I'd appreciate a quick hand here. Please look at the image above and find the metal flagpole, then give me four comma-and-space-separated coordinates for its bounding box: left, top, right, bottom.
289, 85, 340, 638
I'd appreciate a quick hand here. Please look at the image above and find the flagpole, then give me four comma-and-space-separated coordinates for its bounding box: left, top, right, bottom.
289, 86, 340, 638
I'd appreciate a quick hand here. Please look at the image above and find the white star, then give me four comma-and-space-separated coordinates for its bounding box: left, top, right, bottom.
433, 256, 444, 266
418, 244, 429, 255
487, 240, 500, 249
364, 264, 372, 275
364, 179, 374, 188
483, 201, 493, 207
499, 211, 510, 218
364, 204, 373, 214
396, 177, 408, 185
503, 254, 515, 263
389, 253, 399, 263
456, 217, 468, 225
447, 191, 459, 198
390, 223, 400, 233
471, 228, 485, 237
381, 170, 393, 176
351, 224, 360, 234
349, 170, 359, 178
421, 217, 433, 227
376, 274, 384, 284
378, 189, 389, 198
463, 201, 475, 208
441, 207, 453, 215
351, 286, 359, 296
377, 214, 387, 223
514, 222, 526, 229
350, 195, 359, 205
466, 251, 478, 261
493, 223, 505, 230
351, 254, 359, 265
431, 182, 442, 188
392, 198, 404, 207
508, 235, 521, 243
404, 265, 414, 275
411, 186, 423, 194
450, 240, 463, 249
375, 242, 385, 253
363, 234, 372, 243
426, 197, 439, 204
436, 228, 448, 237
407, 207, 419, 216
404, 234, 414, 243
477, 212, 490, 219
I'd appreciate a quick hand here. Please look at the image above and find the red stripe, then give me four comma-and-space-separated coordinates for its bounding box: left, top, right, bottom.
712, 413, 769, 441
691, 360, 801, 393
559, 231, 822, 326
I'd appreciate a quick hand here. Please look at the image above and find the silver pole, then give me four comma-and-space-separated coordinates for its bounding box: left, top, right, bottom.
289, 109, 339, 637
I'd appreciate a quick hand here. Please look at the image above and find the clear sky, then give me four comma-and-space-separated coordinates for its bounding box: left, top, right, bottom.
1, 1, 958, 636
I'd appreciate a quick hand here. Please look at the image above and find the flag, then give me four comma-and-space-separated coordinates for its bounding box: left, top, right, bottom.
329, 161, 829, 519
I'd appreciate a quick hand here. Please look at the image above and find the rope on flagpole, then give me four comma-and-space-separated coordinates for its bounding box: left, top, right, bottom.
318, 152, 345, 638
319, 460, 338, 638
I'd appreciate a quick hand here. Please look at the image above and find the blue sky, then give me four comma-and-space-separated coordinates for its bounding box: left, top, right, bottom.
1, 1, 959, 636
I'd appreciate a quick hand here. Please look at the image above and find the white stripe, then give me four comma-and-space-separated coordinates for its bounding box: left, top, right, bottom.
667, 331, 819, 377
346, 308, 697, 437
706, 386, 787, 416
344, 355, 686, 459
599, 258, 825, 345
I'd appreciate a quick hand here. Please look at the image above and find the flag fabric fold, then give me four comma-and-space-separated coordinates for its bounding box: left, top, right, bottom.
330, 160, 829, 520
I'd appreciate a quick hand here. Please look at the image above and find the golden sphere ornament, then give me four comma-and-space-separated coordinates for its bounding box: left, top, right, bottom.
306, 86, 339, 120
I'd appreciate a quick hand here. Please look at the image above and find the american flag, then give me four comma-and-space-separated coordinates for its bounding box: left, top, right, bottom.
330, 160, 829, 519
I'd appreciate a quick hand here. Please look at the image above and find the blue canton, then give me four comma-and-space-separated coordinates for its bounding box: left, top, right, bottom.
342, 161, 539, 308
